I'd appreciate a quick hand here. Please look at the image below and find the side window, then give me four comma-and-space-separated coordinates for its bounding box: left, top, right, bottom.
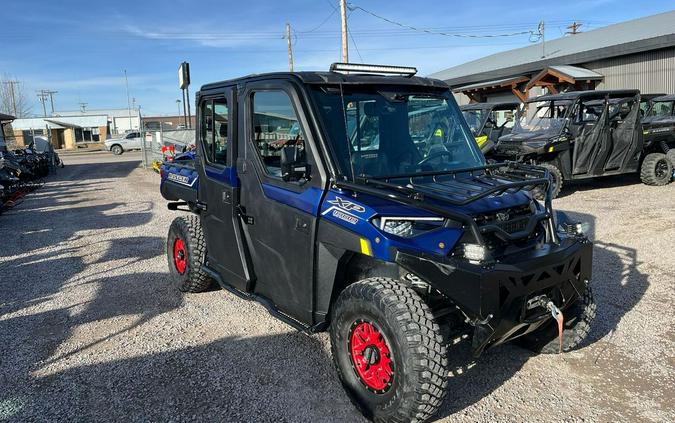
213, 99, 228, 165
251, 90, 305, 177
201, 99, 229, 165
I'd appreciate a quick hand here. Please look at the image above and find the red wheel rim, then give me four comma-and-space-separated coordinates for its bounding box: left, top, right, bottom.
348, 320, 394, 393
173, 238, 187, 274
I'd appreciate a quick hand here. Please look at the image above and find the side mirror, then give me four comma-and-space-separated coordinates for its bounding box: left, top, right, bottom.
280, 145, 310, 183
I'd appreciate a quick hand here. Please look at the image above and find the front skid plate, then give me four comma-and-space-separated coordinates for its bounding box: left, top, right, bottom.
396, 238, 593, 355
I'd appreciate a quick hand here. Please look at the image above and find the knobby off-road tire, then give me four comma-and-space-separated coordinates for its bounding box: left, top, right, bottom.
167, 215, 213, 293
518, 286, 596, 354
533, 162, 563, 200
330, 278, 449, 423
666, 149, 675, 168
640, 153, 672, 186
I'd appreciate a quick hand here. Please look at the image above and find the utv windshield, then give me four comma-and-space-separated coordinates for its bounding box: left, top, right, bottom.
461, 109, 485, 135
311, 86, 483, 180
511, 101, 569, 136
648, 101, 674, 118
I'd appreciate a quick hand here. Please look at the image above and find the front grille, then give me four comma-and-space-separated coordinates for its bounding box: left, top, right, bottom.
473, 204, 532, 228
496, 218, 528, 234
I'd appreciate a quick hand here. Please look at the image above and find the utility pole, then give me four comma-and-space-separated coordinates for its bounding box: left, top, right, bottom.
340, 0, 349, 63
124, 69, 133, 131
3, 80, 20, 116
47, 91, 57, 114
36, 91, 48, 117
37, 91, 51, 147
285, 23, 294, 72
79, 102, 88, 113
566, 21, 582, 35
538, 21, 546, 58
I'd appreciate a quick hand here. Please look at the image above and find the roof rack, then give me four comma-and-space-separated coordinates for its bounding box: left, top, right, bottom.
329, 62, 417, 77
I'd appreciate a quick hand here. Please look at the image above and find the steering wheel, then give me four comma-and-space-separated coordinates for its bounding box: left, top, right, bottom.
417, 150, 454, 166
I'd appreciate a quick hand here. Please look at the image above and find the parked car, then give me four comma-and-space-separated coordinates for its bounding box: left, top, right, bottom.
460, 102, 520, 154
159, 63, 596, 422
493, 90, 673, 198
104, 131, 142, 155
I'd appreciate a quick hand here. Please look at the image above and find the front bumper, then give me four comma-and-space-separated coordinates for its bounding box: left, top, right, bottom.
396, 237, 592, 355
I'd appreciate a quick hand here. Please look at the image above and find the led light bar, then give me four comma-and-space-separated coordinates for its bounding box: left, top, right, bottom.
329, 63, 418, 76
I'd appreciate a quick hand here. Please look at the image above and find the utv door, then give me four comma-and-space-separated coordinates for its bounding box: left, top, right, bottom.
572, 100, 610, 176
236, 82, 325, 324
197, 88, 249, 291
604, 96, 642, 172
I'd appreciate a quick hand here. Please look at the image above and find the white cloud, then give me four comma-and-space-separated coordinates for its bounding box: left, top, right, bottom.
122, 25, 281, 48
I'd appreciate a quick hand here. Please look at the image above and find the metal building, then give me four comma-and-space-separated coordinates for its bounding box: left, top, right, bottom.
429, 11, 675, 104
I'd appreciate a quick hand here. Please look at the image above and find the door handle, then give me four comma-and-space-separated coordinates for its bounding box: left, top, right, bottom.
295, 217, 309, 233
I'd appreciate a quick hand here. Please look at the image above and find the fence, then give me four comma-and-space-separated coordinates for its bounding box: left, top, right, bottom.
140, 128, 196, 168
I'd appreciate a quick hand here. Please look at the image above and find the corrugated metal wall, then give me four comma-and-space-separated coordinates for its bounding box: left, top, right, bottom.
585, 47, 675, 94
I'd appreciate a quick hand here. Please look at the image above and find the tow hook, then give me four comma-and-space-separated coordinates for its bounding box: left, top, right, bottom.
545, 301, 565, 353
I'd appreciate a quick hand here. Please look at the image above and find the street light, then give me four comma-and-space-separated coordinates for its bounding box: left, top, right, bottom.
176, 99, 182, 122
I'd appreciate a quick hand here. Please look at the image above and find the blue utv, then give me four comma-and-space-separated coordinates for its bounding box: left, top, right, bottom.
160, 63, 596, 423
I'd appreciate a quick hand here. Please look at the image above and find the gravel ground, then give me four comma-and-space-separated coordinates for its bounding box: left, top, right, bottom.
1, 151, 673, 422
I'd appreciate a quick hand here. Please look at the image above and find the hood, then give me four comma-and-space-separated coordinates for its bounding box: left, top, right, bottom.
642, 116, 675, 127
499, 131, 554, 143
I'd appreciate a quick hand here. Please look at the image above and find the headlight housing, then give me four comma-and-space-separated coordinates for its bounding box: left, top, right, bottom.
461, 243, 487, 263
372, 216, 444, 238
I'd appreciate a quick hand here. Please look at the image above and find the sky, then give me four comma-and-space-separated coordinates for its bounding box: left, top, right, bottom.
1, 0, 673, 116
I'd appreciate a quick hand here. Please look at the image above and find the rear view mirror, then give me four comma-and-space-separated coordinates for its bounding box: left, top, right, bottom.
281, 145, 310, 183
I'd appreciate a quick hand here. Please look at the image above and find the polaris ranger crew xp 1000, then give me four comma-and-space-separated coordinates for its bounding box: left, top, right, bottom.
494, 90, 673, 198
160, 63, 596, 423
460, 102, 520, 155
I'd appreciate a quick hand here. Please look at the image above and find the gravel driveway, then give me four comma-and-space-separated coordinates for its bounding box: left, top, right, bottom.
1, 151, 673, 422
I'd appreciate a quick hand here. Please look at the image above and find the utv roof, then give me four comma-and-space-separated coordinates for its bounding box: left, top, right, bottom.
653, 94, 675, 102
641, 93, 667, 100
528, 89, 640, 103
0, 113, 15, 122
460, 101, 520, 111
200, 71, 448, 92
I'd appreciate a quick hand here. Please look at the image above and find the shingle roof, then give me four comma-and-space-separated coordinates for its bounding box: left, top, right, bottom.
429, 11, 675, 87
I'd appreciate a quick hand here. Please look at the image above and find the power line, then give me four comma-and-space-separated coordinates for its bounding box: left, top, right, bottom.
298, 6, 338, 33
347, 3, 536, 39
347, 10, 363, 62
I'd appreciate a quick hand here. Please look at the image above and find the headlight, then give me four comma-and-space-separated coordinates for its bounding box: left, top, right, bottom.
461, 243, 487, 263
560, 221, 590, 236
372, 216, 444, 238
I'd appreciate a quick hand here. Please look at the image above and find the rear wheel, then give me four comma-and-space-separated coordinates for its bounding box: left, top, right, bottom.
166, 215, 213, 293
640, 153, 672, 186
111, 144, 123, 155
533, 162, 563, 200
330, 278, 449, 422
517, 285, 596, 354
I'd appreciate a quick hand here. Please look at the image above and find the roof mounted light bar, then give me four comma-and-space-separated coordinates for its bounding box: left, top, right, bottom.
329, 62, 417, 77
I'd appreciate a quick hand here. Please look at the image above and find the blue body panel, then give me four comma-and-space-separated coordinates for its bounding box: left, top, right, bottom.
261, 184, 323, 215
161, 153, 533, 263
160, 158, 199, 191
320, 190, 463, 261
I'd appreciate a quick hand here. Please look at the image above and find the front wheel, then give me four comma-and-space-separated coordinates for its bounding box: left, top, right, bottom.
111, 144, 123, 155
533, 162, 563, 200
330, 278, 449, 422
